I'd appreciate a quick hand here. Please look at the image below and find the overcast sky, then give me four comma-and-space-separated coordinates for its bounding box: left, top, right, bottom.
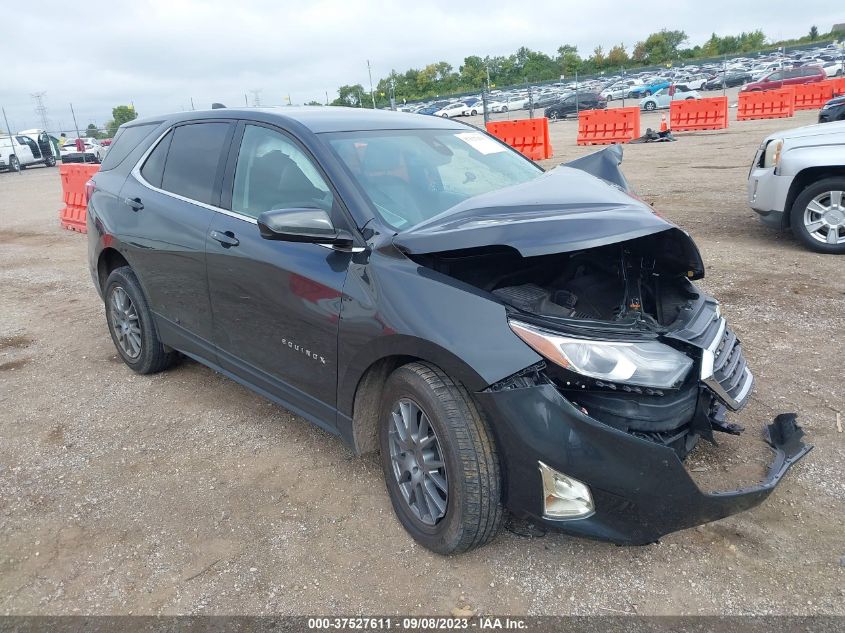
1, 0, 840, 132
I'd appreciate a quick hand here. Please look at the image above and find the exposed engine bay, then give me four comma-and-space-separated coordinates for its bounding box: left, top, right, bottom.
410, 230, 751, 459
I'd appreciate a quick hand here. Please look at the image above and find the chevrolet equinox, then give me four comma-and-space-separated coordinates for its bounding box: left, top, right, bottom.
87, 107, 810, 553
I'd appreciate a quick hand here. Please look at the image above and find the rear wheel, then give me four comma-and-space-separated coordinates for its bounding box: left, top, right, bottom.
379, 362, 503, 554
501, 105, 508, 112
45, 155, 56, 167
548, 110, 559, 120
104, 266, 176, 373
790, 177, 845, 254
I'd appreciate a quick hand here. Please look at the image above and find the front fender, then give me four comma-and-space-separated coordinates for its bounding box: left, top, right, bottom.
336, 245, 541, 415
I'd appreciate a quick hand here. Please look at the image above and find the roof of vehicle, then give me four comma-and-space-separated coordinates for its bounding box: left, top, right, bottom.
763, 119, 845, 144
129, 106, 470, 134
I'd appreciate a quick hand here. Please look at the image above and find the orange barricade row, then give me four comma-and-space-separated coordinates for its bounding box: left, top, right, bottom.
59, 164, 99, 233
485, 117, 552, 160
826, 77, 845, 96
793, 82, 834, 110
737, 87, 795, 121
670, 96, 729, 132
577, 107, 640, 145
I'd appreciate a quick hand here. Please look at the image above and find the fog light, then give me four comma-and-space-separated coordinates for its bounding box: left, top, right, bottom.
539, 461, 594, 519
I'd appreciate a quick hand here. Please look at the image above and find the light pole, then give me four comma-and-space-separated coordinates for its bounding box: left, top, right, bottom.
367, 60, 376, 109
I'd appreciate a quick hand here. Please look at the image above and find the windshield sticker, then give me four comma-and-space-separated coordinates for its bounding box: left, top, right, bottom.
455, 132, 507, 155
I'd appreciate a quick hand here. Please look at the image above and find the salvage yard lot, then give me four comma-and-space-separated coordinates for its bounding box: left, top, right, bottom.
1, 108, 843, 616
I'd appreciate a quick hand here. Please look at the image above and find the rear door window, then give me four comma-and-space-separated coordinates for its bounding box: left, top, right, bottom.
160, 122, 231, 206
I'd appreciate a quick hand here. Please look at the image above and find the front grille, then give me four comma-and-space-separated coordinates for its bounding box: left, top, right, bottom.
700, 319, 753, 411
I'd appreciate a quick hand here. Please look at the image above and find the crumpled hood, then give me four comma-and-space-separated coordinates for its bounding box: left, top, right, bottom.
393, 163, 695, 263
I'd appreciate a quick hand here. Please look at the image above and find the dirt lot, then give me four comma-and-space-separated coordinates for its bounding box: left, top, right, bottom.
1, 107, 843, 616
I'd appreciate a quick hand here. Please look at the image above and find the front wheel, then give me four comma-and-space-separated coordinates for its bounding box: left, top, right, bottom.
470, 109, 478, 116
104, 266, 176, 373
548, 110, 559, 120
379, 362, 503, 554
644, 101, 657, 111
45, 155, 56, 167
789, 177, 845, 254
501, 105, 508, 112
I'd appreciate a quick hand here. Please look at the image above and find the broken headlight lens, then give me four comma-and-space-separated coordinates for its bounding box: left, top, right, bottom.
509, 320, 693, 389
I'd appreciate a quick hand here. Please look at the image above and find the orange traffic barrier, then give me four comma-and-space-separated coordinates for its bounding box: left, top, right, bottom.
669, 96, 728, 131
59, 164, 99, 233
737, 87, 795, 121
576, 107, 640, 145
485, 117, 552, 160
826, 77, 845, 96
793, 82, 834, 110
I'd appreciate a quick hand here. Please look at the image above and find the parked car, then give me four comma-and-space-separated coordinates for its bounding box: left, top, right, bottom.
461, 99, 482, 116
703, 70, 752, 90
640, 86, 701, 111
60, 137, 107, 163
820, 60, 845, 78
488, 100, 510, 113
0, 133, 57, 171
417, 101, 451, 116
741, 65, 826, 92
747, 120, 845, 253
600, 79, 643, 101
819, 95, 845, 123
87, 107, 809, 553
544, 92, 606, 120
433, 102, 474, 118
532, 92, 563, 108
627, 80, 671, 98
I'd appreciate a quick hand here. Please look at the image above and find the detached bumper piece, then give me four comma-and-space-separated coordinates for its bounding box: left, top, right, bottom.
478, 384, 812, 545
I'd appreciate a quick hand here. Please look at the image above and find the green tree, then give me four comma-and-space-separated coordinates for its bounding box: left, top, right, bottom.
632, 29, 688, 64
331, 84, 366, 107
107, 105, 137, 138
555, 45, 581, 77
606, 44, 629, 68
85, 123, 100, 139
809, 25, 819, 40
304, 100, 323, 106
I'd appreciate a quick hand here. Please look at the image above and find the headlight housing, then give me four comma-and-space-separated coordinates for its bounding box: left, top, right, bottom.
762, 138, 783, 168
509, 320, 693, 389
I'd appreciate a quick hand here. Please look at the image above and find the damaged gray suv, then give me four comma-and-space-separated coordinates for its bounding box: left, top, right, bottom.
87, 108, 811, 554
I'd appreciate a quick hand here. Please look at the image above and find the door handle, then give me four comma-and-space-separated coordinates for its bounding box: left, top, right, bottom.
124, 197, 144, 211
209, 229, 240, 247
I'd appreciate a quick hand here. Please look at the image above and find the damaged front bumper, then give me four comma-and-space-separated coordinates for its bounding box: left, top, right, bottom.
476, 383, 811, 545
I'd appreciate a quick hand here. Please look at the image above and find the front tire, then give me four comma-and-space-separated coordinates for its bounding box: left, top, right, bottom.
104, 266, 176, 373
548, 110, 559, 120
644, 101, 657, 111
379, 362, 503, 554
45, 155, 56, 167
8, 156, 20, 172
501, 105, 508, 112
789, 177, 845, 254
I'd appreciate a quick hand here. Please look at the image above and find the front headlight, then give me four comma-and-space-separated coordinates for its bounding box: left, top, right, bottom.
762, 138, 784, 168
509, 320, 693, 389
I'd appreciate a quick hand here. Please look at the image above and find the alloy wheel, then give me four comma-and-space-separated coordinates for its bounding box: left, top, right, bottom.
388, 398, 448, 526
109, 286, 142, 358
803, 190, 845, 246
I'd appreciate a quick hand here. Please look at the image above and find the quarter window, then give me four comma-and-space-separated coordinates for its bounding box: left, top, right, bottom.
231, 125, 333, 219
159, 122, 231, 206
140, 130, 172, 189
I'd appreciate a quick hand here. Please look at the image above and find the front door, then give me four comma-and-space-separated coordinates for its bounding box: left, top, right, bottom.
205, 122, 352, 430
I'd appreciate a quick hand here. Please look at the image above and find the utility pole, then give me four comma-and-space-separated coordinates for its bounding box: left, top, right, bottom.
249, 89, 262, 107
31, 92, 50, 132
2, 107, 21, 176
69, 103, 85, 163
325, 91, 330, 106
367, 60, 376, 109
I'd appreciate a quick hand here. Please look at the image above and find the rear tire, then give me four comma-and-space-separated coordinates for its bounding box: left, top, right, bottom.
379, 362, 503, 554
104, 266, 176, 373
789, 177, 845, 254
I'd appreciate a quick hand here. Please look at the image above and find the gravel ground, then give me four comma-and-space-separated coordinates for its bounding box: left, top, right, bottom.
0, 106, 843, 616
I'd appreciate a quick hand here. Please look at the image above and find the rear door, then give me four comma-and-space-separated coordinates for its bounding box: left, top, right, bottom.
205, 121, 353, 431
119, 120, 234, 359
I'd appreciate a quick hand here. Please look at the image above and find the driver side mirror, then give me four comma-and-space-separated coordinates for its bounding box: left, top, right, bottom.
257, 208, 354, 250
